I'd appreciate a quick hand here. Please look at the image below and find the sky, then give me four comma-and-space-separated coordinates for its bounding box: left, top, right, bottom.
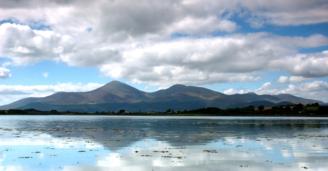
0, 0, 328, 105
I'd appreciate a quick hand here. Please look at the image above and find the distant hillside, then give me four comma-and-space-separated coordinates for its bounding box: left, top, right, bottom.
0, 81, 321, 112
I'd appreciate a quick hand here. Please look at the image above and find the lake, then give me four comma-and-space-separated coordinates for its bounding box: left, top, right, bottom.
0, 115, 328, 171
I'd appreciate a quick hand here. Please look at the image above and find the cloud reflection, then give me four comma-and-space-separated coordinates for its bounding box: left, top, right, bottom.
0, 116, 328, 170
62, 137, 328, 171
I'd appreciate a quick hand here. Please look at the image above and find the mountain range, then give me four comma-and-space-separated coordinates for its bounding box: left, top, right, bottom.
0, 81, 321, 112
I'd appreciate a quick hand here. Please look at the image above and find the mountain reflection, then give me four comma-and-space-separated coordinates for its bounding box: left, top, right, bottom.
0, 116, 328, 171
2, 116, 328, 149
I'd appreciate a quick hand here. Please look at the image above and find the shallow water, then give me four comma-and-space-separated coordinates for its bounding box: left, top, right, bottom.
0, 115, 328, 171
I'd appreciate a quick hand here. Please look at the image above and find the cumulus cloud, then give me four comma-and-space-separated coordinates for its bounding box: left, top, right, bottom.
224, 88, 250, 95
97, 0, 181, 36
277, 76, 289, 84
101, 34, 278, 85
277, 76, 306, 83
224, 81, 328, 102
98, 33, 327, 85
271, 51, 328, 78
0, 67, 11, 78
277, 76, 307, 83
274, 34, 328, 48
284, 81, 328, 96
1, 1, 327, 36
240, 0, 328, 26
1, 17, 327, 85
167, 16, 237, 34
0, 82, 103, 105
0, 23, 73, 65
179, 0, 328, 26
266, 81, 328, 102
0, 0, 327, 93
256, 82, 273, 93
289, 76, 307, 83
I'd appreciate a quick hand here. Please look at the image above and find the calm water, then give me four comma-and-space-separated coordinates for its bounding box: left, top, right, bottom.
0, 116, 328, 171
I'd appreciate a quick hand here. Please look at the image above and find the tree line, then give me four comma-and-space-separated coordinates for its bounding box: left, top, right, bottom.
0, 103, 327, 117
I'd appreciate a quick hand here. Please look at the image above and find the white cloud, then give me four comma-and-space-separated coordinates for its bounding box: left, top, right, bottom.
278, 76, 289, 84
0, 0, 327, 90
289, 76, 306, 83
223, 88, 250, 95
0, 23, 73, 65
240, 0, 328, 26
2, 18, 327, 86
180, 0, 328, 26
274, 34, 328, 48
256, 82, 273, 93
168, 16, 237, 34
0, 82, 103, 105
0, 67, 11, 78
98, 33, 327, 86
101, 34, 274, 85
0, 1, 326, 37
276, 81, 328, 102
271, 51, 328, 77
278, 76, 307, 83
224, 80, 328, 102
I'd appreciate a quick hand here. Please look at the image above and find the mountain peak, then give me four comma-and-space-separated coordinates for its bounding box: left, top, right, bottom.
92, 80, 145, 97
169, 84, 187, 89
105, 80, 127, 86
153, 84, 225, 100
99, 80, 134, 90
0, 80, 322, 112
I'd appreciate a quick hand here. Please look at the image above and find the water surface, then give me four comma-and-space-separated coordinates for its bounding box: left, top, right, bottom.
0, 115, 328, 171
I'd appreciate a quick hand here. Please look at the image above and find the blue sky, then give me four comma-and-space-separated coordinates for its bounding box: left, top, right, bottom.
0, 0, 328, 105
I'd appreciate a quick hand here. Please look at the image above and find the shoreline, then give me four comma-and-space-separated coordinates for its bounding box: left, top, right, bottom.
0, 113, 327, 117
